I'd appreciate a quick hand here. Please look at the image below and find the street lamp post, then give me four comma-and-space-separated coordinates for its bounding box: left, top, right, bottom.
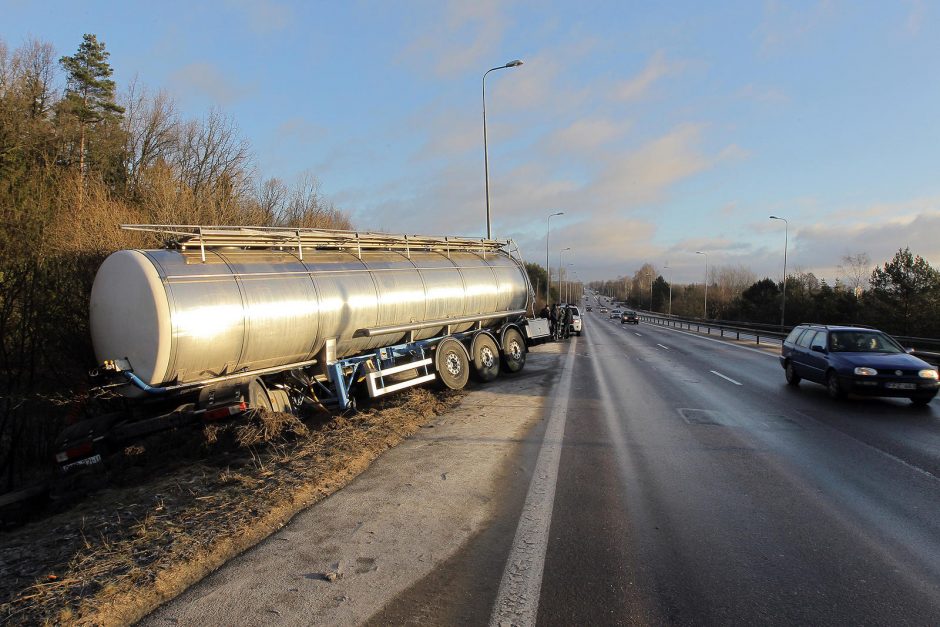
769, 215, 789, 328
695, 251, 708, 319
558, 247, 571, 304
546, 211, 563, 306
482, 59, 523, 239
664, 263, 673, 317
566, 263, 574, 303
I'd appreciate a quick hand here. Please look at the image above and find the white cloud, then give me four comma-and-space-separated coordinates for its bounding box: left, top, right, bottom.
276, 117, 326, 143
226, 0, 293, 34
399, 0, 510, 79
169, 62, 253, 105
590, 124, 713, 207
755, 0, 836, 54
544, 117, 633, 156
736, 83, 789, 104
904, 0, 926, 35
614, 51, 682, 101
796, 210, 940, 271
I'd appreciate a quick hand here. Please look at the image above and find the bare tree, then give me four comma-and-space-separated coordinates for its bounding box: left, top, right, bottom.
838, 252, 871, 297
175, 108, 252, 200
257, 177, 287, 224
122, 80, 178, 193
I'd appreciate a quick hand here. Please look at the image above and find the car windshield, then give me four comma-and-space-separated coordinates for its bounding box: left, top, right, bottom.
828, 331, 903, 353
569, 307, 580, 316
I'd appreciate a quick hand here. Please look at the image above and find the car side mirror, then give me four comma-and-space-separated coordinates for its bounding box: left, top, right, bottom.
811, 345, 827, 354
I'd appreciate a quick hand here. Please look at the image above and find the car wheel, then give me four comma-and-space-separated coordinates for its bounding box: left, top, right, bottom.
826, 371, 845, 400
910, 396, 932, 407
785, 361, 801, 386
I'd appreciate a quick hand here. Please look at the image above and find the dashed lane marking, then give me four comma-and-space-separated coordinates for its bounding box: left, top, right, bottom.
656, 343, 669, 350
653, 325, 778, 358
710, 370, 742, 385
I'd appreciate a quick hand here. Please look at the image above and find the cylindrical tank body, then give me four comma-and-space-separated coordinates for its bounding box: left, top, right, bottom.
89, 247, 531, 387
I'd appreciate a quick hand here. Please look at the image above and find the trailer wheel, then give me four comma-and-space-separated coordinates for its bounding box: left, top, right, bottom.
248, 378, 273, 411
268, 388, 292, 413
471, 333, 501, 382
501, 328, 526, 373
435, 338, 471, 390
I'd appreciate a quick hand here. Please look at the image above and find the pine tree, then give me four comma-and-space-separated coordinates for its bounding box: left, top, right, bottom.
867, 248, 940, 336
58, 34, 124, 183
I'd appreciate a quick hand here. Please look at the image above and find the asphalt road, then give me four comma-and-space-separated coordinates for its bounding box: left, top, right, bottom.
146, 310, 940, 625
531, 311, 940, 625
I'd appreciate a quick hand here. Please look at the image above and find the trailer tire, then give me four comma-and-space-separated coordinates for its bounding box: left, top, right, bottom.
435, 338, 471, 390
471, 333, 501, 382
501, 327, 526, 373
248, 378, 273, 411
268, 388, 292, 413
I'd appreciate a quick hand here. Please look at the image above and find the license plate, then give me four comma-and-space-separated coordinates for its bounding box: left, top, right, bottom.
61, 453, 102, 471
885, 382, 916, 390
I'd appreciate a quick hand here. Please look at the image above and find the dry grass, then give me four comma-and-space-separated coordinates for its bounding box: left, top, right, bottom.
0, 387, 461, 625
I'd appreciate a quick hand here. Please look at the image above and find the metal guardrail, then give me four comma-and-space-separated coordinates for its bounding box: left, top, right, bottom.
632, 311, 940, 366
638, 313, 786, 347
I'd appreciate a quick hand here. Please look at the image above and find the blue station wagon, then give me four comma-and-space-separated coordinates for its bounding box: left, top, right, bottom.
780, 324, 939, 406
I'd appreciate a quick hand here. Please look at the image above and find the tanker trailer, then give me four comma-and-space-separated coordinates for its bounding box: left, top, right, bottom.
56, 225, 550, 468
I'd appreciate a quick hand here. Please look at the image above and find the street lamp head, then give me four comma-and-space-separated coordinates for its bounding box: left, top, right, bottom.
505, 59, 524, 67
695, 251, 705, 255
550, 211, 564, 217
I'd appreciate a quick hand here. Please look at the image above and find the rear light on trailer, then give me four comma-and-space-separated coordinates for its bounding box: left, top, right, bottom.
55, 441, 94, 463
203, 401, 248, 422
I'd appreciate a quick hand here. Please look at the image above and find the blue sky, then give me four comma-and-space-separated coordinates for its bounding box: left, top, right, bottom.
2, 0, 938, 283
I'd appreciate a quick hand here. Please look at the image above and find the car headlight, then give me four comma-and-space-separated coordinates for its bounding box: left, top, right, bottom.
854, 367, 878, 376
919, 369, 939, 380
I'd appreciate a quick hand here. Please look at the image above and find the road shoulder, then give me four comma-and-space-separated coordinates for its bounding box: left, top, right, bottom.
143, 343, 564, 626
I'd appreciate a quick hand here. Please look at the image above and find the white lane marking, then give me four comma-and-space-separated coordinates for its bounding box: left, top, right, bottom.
656, 343, 669, 350
789, 408, 940, 484
655, 325, 778, 358
634, 332, 642, 336
490, 337, 576, 626
710, 370, 743, 385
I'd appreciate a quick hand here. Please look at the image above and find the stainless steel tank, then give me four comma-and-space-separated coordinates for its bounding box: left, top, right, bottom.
89, 247, 531, 387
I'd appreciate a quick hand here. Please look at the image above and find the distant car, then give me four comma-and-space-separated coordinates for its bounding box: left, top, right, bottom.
621, 311, 639, 324
599, 307, 609, 314
566, 305, 582, 336
780, 324, 939, 406
586, 306, 592, 312
610, 309, 622, 319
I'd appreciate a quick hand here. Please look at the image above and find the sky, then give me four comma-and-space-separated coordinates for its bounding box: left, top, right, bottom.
2, 0, 938, 284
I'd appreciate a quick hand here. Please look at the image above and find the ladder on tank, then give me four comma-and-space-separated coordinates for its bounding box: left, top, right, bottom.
121, 224, 511, 262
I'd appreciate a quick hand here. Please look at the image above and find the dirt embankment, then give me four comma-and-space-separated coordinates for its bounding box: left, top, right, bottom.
0, 388, 460, 625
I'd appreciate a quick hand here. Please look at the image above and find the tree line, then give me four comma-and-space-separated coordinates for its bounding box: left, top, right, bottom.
589, 249, 940, 338
0, 34, 352, 489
